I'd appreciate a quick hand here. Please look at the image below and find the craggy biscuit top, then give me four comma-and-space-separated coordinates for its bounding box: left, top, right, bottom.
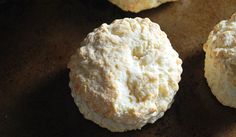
204, 13, 236, 86
68, 17, 182, 131
204, 13, 236, 108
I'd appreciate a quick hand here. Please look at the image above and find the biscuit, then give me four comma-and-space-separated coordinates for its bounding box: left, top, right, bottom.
68, 17, 183, 132
204, 13, 236, 108
108, 0, 177, 13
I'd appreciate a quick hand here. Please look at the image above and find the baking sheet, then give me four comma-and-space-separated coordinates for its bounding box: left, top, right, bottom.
0, 0, 236, 136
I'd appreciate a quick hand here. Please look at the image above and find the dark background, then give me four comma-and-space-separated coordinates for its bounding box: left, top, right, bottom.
0, 0, 236, 137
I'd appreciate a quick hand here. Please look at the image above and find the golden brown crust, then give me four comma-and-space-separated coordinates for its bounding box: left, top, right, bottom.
108, 0, 177, 13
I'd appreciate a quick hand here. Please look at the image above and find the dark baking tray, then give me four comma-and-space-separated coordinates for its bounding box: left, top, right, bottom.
1, 0, 236, 136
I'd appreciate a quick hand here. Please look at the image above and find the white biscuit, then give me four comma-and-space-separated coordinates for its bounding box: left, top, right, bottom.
108, 0, 177, 13
204, 13, 236, 108
68, 17, 182, 132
